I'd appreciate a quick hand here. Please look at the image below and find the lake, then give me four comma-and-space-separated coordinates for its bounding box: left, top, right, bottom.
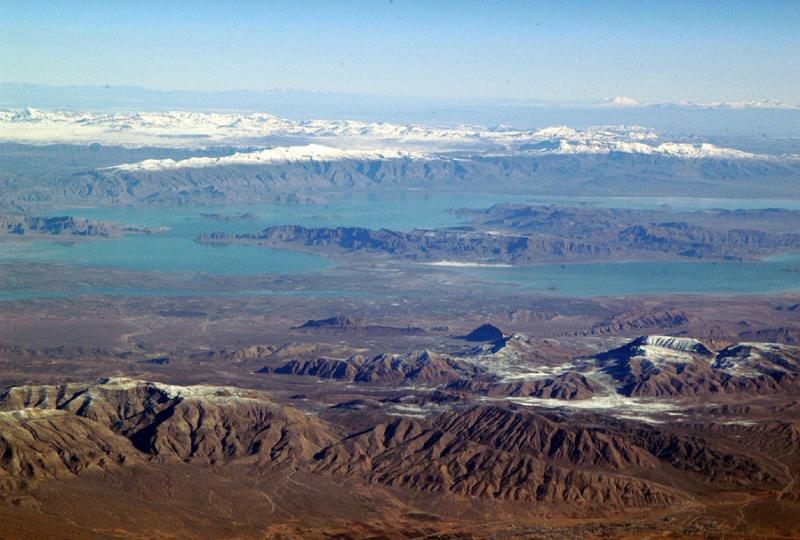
2, 191, 799, 299
439, 254, 800, 297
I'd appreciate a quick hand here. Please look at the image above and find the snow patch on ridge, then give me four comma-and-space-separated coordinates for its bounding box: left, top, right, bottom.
496, 393, 679, 423
99, 377, 262, 403
638, 336, 712, 355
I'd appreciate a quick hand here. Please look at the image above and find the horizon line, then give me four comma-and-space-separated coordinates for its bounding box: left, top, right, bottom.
2, 82, 797, 110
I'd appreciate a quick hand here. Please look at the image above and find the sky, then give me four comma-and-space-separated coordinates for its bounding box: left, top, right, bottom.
2, 0, 799, 103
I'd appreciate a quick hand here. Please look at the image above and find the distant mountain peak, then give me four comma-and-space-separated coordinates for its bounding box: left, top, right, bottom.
602, 96, 642, 107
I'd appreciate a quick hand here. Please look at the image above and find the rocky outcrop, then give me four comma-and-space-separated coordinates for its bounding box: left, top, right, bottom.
295, 315, 367, 330
268, 350, 486, 385
588, 308, 695, 336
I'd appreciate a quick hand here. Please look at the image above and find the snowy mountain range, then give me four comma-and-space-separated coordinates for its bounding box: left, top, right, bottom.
2, 108, 787, 172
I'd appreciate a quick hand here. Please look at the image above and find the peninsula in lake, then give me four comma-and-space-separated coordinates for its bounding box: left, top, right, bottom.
199, 204, 800, 264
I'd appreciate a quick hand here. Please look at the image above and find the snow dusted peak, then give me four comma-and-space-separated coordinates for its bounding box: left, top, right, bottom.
634, 336, 713, 355
598, 336, 715, 366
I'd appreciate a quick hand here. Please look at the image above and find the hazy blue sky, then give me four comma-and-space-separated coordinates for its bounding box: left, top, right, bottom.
3, 0, 799, 102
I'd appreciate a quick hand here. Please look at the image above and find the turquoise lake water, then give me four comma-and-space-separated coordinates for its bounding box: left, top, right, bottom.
441, 255, 800, 297
2, 191, 799, 299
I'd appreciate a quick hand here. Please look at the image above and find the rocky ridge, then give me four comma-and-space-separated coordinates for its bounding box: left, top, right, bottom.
1, 377, 791, 511
264, 329, 800, 401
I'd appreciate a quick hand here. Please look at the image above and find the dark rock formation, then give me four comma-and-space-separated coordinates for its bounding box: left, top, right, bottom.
292, 315, 425, 335
295, 315, 367, 330
462, 323, 505, 342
